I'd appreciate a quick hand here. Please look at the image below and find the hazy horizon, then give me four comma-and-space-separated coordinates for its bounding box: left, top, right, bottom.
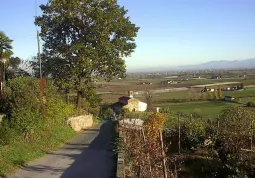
1, 0, 255, 71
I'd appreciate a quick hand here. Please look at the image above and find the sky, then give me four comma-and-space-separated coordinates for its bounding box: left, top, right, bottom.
1, 0, 255, 71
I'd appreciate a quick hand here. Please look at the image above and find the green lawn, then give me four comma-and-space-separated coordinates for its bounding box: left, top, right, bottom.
156, 101, 239, 118
223, 87, 255, 98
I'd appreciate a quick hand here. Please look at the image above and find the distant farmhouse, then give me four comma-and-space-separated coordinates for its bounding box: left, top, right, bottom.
211, 75, 222, 79
161, 80, 177, 85
113, 91, 147, 114
139, 82, 152, 85
224, 96, 235, 101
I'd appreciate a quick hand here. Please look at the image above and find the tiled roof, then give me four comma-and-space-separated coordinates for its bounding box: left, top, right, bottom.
119, 96, 131, 101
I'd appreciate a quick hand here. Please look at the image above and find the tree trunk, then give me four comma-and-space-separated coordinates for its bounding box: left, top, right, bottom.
77, 90, 82, 108
77, 76, 83, 108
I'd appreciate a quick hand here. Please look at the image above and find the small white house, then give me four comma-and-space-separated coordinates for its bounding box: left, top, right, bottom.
138, 101, 147, 112
114, 91, 147, 112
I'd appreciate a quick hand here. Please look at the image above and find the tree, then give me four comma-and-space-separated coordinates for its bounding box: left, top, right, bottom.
218, 85, 223, 98
216, 107, 255, 174
8, 57, 21, 70
0, 32, 29, 80
0, 31, 13, 59
214, 87, 219, 100
144, 90, 154, 112
35, 0, 139, 107
30, 54, 51, 78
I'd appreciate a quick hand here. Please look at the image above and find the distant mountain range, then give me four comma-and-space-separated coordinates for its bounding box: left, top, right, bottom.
128, 58, 255, 73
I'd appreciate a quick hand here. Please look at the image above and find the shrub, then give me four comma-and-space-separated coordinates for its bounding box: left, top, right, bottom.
165, 112, 206, 151
0, 119, 17, 145
10, 107, 43, 137
6, 77, 41, 110
1, 77, 76, 140
0, 77, 78, 175
0, 96, 11, 113
103, 108, 113, 119
181, 119, 206, 150
44, 97, 74, 126
215, 107, 255, 176
247, 101, 255, 107
121, 108, 130, 118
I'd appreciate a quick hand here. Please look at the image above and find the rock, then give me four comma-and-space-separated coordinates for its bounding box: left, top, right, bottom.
67, 115, 93, 132
0, 114, 5, 123
204, 138, 212, 146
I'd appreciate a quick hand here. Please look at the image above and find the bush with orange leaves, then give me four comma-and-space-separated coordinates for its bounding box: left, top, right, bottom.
144, 112, 167, 141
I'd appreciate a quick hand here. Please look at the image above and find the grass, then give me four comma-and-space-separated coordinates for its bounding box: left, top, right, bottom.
0, 125, 77, 176
155, 101, 239, 118
223, 87, 255, 98
98, 77, 255, 118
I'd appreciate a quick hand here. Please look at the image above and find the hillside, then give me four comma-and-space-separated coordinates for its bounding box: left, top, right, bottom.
128, 58, 255, 72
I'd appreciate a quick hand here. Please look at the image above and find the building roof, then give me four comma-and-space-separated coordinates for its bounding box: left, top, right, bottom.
119, 96, 131, 101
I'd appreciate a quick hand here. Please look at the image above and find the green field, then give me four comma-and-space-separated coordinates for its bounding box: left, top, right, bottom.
156, 101, 239, 118
98, 76, 255, 118
223, 87, 255, 98
151, 87, 255, 118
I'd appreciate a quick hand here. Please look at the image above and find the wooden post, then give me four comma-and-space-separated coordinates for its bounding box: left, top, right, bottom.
37, 30, 42, 79
178, 112, 181, 154
159, 130, 168, 178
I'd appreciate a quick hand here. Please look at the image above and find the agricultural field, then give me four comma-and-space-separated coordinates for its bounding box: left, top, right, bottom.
98, 75, 255, 118
96, 76, 255, 94
156, 101, 239, 118
152, 87, 255, 118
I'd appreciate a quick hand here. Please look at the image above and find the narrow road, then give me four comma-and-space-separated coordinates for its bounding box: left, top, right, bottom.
10, 121, 117, 178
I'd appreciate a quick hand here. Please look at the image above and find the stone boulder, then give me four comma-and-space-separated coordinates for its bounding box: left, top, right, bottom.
0, 114, 5, 123
67, 115, 93, 132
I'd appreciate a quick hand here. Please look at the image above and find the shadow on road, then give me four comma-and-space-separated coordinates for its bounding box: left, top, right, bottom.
59, 120, 118, 178
62, 121, 117, 178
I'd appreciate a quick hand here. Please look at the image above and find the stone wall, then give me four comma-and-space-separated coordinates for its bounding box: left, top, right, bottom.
0, 114, 5, 123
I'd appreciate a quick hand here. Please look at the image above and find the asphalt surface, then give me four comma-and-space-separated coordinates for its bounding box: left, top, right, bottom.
10, 121, 117, 178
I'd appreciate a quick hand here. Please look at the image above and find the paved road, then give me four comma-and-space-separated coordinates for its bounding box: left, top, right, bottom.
10, 121, 117, 178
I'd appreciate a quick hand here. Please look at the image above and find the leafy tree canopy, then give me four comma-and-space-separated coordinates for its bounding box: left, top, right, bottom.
0, 31, 13, 59
35, 0, 139, 99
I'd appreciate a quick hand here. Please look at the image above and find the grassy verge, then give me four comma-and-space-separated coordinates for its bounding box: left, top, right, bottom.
0, 125, 77, 176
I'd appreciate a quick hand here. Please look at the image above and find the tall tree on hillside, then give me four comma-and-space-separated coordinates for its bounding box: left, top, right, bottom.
218, 85, 223, 98
0, 31, 13, 59
35, 0, 139, 107
144, 90, 154, 112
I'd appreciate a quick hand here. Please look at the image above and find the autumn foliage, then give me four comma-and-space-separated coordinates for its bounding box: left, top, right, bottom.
118, 112, 177, 178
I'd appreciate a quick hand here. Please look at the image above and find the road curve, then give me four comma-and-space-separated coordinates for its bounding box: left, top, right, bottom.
10, 121, 117, 178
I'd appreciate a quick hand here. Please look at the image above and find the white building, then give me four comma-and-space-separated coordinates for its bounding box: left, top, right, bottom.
113, 91, 147, 112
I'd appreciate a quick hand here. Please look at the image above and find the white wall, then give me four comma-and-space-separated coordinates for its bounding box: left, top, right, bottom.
138, 101, 147, 112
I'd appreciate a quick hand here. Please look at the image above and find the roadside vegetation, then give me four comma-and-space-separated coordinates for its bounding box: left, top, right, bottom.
0, 77, 77, 175
0, 0, 139, 176
116, 105, 255, 177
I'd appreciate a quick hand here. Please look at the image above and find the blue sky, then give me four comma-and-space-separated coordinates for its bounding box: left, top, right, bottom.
1, 0, 255, 71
